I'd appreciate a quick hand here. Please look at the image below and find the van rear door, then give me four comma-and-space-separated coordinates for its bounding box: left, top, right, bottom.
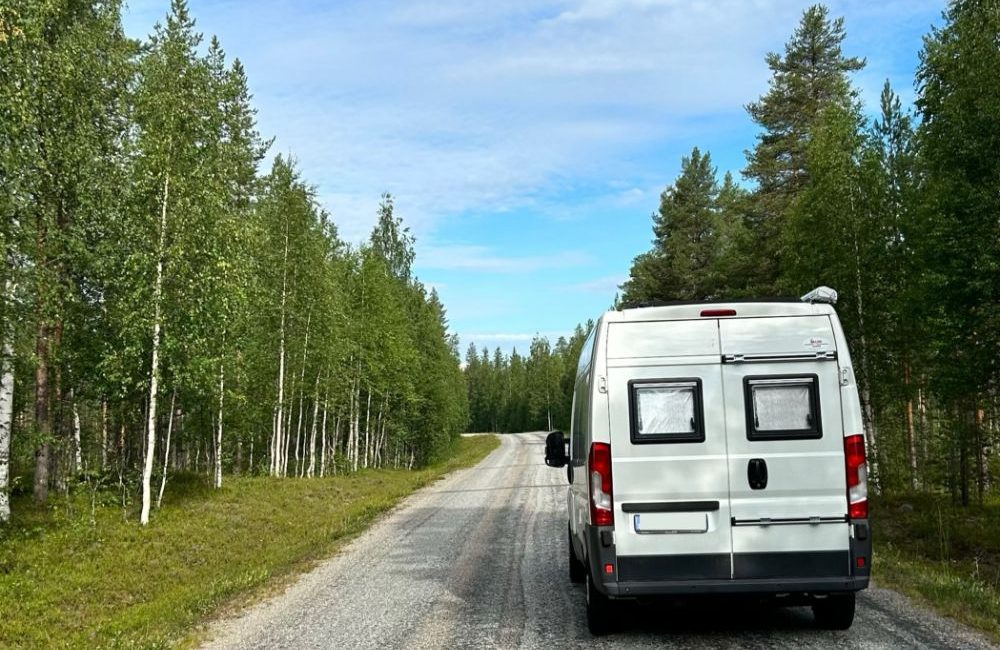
606, 319, 733, 582
720, 315, 851, 580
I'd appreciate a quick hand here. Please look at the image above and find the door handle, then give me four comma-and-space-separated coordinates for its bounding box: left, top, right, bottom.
748, 458, 768, 490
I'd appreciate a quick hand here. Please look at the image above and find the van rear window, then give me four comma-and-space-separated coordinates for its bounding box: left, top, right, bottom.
628, 379, 705, 444
744, 375, 821, 440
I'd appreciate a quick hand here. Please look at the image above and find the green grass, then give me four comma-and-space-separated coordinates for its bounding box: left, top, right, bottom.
872, 493, 1000, 642
0, 434, 499, 650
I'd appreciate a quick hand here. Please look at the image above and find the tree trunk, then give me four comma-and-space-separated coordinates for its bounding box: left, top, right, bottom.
33, 320, 50, 503
294, 394, 304, 477
852, 230, 881, 495
904, 362, 918, 490
307, 371, 320, 477
975, 404, 985, 504
294, 312, 311, 478
332, 415, 341, 475
215, 360, 224, 489
140, 172, 170, 526
71, 389, 82, 473
157, 390, 176, 509
272, 227, 290, 477
348, 378, 359, 472
363, 388, 371, 469
284, 404, 293, 477
319, 400, 329, 478
0, 277, 14, 522
100, 397, 108, 471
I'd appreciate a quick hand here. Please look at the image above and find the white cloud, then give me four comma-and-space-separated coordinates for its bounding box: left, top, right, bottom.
124, 0, 815, 244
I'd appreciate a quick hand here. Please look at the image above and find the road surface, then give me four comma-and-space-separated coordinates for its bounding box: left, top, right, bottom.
202, 433, 996, 649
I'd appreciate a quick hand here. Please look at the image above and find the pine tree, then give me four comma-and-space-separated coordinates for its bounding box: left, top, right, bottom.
742, 4, 865, 293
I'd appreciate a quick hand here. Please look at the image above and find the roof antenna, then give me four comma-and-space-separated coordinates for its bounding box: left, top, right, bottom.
800, 286, 838, 305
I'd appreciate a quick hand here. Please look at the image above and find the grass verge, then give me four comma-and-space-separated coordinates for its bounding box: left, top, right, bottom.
0, 434, 499, 650
871, 494, 1000, 642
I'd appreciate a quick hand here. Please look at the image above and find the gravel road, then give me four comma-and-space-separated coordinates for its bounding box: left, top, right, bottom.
201, 433, 996, 649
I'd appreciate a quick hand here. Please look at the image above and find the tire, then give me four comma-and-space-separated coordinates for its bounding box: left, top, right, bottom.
585, 572, 614, 636
812, 593, 856, 630
568, 524, 586, 584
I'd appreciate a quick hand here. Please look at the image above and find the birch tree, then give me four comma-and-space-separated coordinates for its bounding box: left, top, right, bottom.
127, 0, 215, 523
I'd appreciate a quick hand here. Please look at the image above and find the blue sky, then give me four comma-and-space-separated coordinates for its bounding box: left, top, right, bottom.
123, 0, 943, 359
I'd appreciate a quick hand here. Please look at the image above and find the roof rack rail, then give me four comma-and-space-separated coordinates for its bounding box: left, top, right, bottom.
618, 296, 801, 310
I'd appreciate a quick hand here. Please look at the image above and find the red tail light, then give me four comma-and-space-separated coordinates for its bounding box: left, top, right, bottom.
700, 308, 737, 317
844, 434, 868, 519
588, 442, 614, 526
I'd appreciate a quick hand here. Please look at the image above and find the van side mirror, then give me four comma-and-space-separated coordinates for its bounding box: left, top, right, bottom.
544, 430, 568, 468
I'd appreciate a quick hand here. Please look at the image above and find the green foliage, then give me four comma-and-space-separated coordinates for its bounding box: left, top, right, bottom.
0, 0, 470, 520
0, 435, 498, 650
914, 0, 1000, 401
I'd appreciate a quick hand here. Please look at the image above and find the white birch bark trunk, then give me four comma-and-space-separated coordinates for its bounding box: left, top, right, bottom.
157, 390, 176, 508
294, 395, 304, 477
284, 405, 293, 477
294, 312, 311, 478
71, 389, 82, 473
215, 361, 224, 488
363, 388, 371, 469
140, 173, 170, 526
100, 397, 108, 471
348, 378, 359, 472
332, 415, 341, 475
0, 277, 15, 523
853, 230, 881, 495
319, 394, 329, 478
272, 228, 289, 477
307, 371, 320, 477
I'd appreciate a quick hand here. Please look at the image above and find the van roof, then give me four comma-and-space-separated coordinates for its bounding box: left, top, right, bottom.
607, 300, 836, 323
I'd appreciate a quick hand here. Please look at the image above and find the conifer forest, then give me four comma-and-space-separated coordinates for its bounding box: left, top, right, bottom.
465, 3, 999, 506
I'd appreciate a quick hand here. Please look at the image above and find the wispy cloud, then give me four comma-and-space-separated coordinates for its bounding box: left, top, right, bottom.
418, 244, 591, 273
567, 274, 627, 295
458, 330, 572, 357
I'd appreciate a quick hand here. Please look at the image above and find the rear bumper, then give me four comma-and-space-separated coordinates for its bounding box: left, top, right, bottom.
606, 575, 869, 597
586, 520, 872, 599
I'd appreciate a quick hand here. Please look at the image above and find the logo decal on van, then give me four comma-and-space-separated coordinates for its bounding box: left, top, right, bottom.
804, 337, 829, 349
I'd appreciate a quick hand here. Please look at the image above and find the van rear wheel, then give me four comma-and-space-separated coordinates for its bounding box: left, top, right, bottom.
585, 572, 614, 636
812, 593, 856, 630
568, 525, 586, 584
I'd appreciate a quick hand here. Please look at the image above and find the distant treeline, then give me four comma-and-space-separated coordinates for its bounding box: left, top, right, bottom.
463, 323, 592, 435
467, 2, 999, 505
0, 0, 467, 524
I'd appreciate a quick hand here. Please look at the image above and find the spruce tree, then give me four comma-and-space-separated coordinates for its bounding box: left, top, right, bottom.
621, 147, 721, 303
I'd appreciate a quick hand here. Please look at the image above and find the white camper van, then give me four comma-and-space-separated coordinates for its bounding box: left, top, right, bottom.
544, 288, 870, 635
